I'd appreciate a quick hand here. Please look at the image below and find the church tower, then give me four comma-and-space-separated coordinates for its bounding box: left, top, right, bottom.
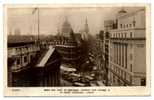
81, 18, 89, 41
84, 18, 89, 34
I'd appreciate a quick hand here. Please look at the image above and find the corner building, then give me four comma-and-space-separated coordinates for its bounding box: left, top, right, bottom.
107, 8, 146, 86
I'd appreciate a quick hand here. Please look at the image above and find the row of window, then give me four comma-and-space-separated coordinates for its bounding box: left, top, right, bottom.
57, 46, 78, 51
111, 32, 133, 38
111, 65, 128, 80
136, 44, 145, 48
111, 43, 134, 70
58, 49, 77, 55
112, 43, 133, 73
119, 20, 136, 29
113, 43, 128, 68
112, 54, 133, 73
12, 46, 39, 55
62, 53, 78, 58
110, 70, 132, 85
16, 55, 34, 65
110, 71, 146, 86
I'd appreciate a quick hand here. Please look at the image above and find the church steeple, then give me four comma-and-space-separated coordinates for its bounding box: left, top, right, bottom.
84, 18, 89, 34
81, 18, 89, 41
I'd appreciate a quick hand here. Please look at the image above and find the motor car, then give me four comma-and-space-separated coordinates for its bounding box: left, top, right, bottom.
84, 75, 94, 81
96, 81, 105, 86
72, 82, 86, 87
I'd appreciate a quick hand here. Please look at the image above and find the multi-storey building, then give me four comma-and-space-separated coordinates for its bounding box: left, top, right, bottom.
107, 8, 146, 86
8, 35, 61, 87
8, 35, 40, 73
103, 20, 116, 85
94, 32, 104, 81
94, 30, 110, 85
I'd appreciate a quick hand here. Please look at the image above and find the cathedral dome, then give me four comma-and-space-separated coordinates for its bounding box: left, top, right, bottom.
61, 18, 72, 37
116, 8, 127, 18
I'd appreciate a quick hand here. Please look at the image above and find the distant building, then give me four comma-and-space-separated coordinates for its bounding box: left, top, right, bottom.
103, 20, 115, 85
53, 18, 92, 71
79, 19, 90, 60
97, 30, 110, 85
81, 18, 89, 41
94, 31, 104, 81
61, 17, 72, 37
106, 8, 146, 86
55, 18, 81, 66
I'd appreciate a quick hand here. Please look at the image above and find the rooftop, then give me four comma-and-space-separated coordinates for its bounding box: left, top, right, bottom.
36, 46, 55, 67
8, 35, 36, 44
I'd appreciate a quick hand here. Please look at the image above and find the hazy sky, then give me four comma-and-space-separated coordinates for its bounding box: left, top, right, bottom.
7, 7, 143, 36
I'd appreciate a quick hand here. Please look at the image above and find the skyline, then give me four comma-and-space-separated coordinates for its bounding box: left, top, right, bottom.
7, 7, 143, 36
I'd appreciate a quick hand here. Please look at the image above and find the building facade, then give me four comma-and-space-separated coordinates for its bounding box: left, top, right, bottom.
31, 46, 61, 87
8, 37, 39, 86
94, 32, 104, 82
8, 36, 40, 73
107, 8, 146, 86
8, 36, 61, 87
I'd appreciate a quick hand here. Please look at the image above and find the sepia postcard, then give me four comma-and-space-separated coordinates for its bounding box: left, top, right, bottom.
4, 4, 151, 96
